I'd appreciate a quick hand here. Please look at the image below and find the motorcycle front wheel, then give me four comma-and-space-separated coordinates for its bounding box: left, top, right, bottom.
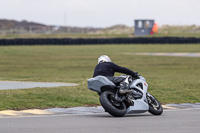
100, 91, 126, 117
147, 92, 163, 115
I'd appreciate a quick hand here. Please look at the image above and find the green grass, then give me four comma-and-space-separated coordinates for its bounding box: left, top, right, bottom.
0, 44, 200, 110
0, 33, 200, 39
0, 33, 132, 39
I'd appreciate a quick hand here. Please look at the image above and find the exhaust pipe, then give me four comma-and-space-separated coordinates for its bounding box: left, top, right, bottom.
119, 89, 143, 97
119, 89, 133, 95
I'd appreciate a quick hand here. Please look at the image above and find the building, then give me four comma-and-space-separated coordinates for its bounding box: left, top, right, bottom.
134, 20, 156, 36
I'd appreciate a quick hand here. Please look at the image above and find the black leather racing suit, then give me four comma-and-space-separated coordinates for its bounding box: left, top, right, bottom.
93, 62, 136, 85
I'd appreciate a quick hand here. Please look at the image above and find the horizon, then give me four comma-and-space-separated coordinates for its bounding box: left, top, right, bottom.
1, 18, 200, 29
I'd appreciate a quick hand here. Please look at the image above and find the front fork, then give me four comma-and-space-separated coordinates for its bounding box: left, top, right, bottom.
146, 92, 159, 108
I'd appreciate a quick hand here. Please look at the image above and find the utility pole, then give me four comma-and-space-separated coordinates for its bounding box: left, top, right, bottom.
64, 12, 70, 34
64, 12, 66, 27
29, 26, 32, 34
10, 28, 13, 34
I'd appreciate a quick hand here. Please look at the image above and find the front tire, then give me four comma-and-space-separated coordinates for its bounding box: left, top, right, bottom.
147, 92, 163, 115
100, 91, 126, 117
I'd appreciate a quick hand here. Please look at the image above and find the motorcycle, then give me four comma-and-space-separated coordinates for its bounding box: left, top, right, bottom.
87, 74, 163, 117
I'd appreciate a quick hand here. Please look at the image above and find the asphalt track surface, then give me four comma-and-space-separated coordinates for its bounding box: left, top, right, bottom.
125, 52, 200, 57
0, 108, 199, 133
0, 81, 77, 90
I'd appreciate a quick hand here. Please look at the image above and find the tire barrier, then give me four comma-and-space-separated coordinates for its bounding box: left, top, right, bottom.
0, 37, 200, 46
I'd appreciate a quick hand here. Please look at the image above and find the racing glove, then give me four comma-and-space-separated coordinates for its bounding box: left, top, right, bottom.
132, 72, 140, 79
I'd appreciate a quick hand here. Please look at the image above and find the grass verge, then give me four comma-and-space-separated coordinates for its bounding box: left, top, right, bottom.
0, 44, 200, 110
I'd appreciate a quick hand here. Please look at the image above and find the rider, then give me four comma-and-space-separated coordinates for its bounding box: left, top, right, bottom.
93, 55, 139, 86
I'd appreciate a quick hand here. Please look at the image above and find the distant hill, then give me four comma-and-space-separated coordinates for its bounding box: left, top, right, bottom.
0, 19, 200, 37
0, 19, 46, 29
158, 25, 200, 35
0, 19, 49, 33
0, 19, 101, 34
92, 24, 200, 35
91, 24, 134, 34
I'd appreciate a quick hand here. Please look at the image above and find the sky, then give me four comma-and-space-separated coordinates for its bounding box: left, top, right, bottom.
0, 0, 200, 28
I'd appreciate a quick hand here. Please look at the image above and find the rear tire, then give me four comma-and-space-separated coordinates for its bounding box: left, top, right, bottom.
147, 93, 163, 115
100, 91, 126, 117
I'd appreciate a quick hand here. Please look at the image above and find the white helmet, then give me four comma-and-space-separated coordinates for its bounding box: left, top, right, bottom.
98, 55, 112, 64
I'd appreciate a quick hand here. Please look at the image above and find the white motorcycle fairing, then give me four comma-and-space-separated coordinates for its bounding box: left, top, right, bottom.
88, 76, 150, 114
126, 78, 149, 114
88, 76, 116, 93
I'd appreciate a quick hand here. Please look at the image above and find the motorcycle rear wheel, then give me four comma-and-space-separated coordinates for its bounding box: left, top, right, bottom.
147, 92, 163, 115
100, 91, 126, 117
